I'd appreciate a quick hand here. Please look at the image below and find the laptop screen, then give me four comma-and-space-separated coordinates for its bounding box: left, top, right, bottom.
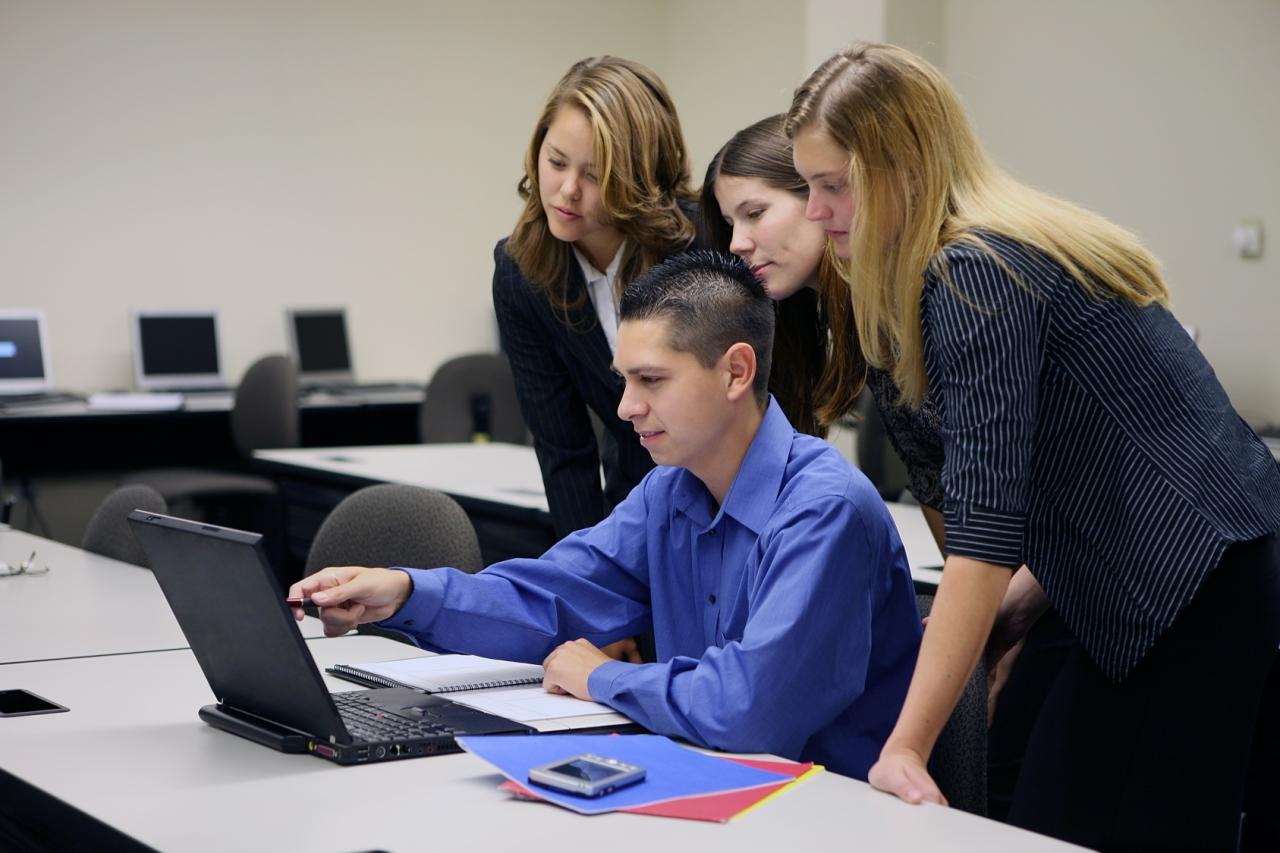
0, 310, 52, 394
287, 308, 353, 383
132, 311, 224, 389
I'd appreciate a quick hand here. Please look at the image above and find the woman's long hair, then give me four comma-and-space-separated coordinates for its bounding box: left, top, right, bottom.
700, 115, 862, 437
786, 42, 1168, 407
507, 56, 696, 323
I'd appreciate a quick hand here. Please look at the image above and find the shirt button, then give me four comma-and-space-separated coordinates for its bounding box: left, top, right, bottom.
707, 529, 716, 537
707, 594, 716, 605
405, 619, 415, 626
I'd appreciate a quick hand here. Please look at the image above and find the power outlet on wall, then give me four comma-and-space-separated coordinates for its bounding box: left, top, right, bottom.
1232, 219, 1264, 259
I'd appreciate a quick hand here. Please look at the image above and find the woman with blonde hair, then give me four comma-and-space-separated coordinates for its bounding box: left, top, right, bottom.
788, 41, 1280, 852
495, 56, 697, 547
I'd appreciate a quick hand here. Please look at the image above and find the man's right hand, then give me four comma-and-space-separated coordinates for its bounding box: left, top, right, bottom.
287, 566, 413, 637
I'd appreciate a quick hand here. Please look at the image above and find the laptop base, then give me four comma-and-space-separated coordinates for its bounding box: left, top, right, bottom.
199, 704, 310, 754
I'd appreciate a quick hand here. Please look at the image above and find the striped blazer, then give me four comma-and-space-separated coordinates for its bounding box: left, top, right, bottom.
492, 238, 654, 539
921, 232, 1280, 680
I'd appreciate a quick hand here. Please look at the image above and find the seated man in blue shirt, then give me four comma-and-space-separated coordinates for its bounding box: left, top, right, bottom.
291, 251, 920, 779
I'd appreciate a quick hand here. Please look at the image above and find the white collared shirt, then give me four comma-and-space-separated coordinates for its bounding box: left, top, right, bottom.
572, 240, 626, 355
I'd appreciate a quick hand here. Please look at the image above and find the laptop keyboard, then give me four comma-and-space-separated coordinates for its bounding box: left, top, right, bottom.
333, 692, 454, 742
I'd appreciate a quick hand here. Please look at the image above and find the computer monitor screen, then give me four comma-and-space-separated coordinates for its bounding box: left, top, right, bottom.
287, 308, 353, 383
0, 310, 51, 394
132, 311, 224, 389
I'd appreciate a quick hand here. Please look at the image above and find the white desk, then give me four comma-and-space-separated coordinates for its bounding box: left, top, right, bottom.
0, 528, 329, 665
885, 502, 944, 588
0, 387, 423, 418
256, 442, 551, 512
0, 634, 1079, 852
255, 444, 946, 586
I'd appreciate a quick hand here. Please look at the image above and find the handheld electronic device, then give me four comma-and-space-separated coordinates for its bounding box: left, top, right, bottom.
528, 753, 646, 798
0, 689, 70, 717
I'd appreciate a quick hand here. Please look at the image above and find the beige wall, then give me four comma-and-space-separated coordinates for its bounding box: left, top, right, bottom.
0, 0, 663, 391
2, 1, 1276, 425
944, 0, 1280, 425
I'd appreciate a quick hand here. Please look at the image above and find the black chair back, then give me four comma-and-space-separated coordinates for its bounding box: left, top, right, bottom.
81, 484, 168, 568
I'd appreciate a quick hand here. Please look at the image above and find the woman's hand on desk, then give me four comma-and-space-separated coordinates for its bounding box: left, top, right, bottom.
868, 747, 946, 806
288, 566, 412, 637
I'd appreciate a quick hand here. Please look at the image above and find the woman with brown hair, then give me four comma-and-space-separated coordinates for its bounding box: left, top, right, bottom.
494, 56, 698, 544
701, 115, 944, 516
787, 41, 1280, 852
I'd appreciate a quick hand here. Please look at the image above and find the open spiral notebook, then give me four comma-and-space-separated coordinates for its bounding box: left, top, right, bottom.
327, 654, 544, 693
326, 654, 637, 729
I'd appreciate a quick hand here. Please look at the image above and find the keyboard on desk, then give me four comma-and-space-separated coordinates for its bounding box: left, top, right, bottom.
162, 386, 232, 395
0, 391, 84, 409
305, 382, 422, 395
333, 691, 455, 742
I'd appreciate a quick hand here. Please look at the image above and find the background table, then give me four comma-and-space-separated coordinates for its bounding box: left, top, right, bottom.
0, 634, 1080, 852
255, 443, 946, 587
256, 443, 559, 567
0, 528, 328, 665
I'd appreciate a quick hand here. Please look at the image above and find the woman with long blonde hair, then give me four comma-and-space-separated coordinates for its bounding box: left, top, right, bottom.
495, 56, 697, 546
788, 42, 1280, 852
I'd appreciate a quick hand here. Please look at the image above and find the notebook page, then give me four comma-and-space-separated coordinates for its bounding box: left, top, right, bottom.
446, 686, 615, 721
350, 654, 544, 692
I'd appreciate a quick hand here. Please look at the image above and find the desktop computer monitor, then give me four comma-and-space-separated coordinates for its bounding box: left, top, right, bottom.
131, 310, 225, 390
0, 309, 53, 395
286, 308, 354, 385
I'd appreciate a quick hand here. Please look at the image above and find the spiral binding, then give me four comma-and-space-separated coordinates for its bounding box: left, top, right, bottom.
327, 665, 540, 694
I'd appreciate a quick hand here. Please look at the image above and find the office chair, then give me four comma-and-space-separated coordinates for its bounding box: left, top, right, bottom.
124, 354, 298, 504
917, 592, 989, 816
80, 484, 168, 568
854, 392, 911, 502
123, 354, 297, 586
419, 353, 529, 445
304, 483, 483, 578
304, 484, 482, 644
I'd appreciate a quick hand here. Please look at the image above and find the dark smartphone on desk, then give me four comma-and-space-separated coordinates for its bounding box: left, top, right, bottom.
0, 689, 70, 717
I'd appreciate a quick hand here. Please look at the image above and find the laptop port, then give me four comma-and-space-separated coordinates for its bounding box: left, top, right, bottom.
374, 746, 386, 758
388, 745, 401, 757
357, 747, 369, 759
313, 744, 337, 759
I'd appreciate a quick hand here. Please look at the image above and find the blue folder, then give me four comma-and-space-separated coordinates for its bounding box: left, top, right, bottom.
457, 733, 791, 815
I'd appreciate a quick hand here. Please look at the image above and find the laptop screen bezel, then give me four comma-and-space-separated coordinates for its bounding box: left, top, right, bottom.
0, 309, 53, 395
127, 510, 352, 744
130, 309, 226, 390
285, 308, 355, 386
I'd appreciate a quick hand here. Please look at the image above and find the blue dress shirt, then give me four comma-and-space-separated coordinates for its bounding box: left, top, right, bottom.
380, 398, 920, 779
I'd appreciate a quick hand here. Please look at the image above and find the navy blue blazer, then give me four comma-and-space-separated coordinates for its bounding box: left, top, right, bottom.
492, 239, 653, 539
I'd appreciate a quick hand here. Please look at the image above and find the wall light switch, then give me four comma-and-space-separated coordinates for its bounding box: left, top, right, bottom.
1232, 219, 1264, 259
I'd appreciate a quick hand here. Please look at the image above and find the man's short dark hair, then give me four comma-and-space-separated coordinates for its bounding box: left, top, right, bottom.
619, 251, 774, 405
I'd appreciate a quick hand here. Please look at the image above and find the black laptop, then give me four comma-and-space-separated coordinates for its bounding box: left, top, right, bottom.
128, 510, 532, 765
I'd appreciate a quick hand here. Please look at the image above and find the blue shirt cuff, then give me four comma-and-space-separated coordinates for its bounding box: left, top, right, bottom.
586, 659, 632, 703
943, 503, 1025, 567
376, 568, 446, 637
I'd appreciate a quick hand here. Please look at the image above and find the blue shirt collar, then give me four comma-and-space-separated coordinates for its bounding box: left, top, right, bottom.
672, 397, 794, 534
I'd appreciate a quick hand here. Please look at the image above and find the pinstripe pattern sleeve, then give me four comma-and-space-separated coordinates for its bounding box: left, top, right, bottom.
922, 246, 1046, 567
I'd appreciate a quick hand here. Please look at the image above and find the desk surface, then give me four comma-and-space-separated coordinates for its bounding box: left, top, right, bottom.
0, 528, 328, 665
0, 634, 1078, 852
256, 442, 551, 512
256, 443, 946, 586
0, 386, 423, 419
